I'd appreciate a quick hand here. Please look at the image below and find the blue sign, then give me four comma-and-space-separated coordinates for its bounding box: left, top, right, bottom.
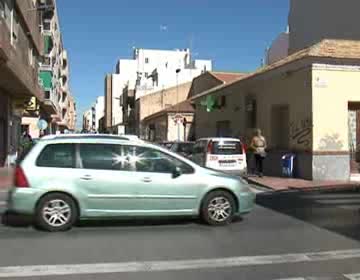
37, 119, 48, 130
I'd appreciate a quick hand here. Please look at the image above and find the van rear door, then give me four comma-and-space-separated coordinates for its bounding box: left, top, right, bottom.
205, 140, 246, 172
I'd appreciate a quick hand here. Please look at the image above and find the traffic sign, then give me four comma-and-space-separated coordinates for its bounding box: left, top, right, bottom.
37, 119, 48, 130
173, 114, 183, 125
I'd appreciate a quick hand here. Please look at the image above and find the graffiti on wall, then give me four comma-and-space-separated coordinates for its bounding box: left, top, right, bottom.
289, 117, 313, 148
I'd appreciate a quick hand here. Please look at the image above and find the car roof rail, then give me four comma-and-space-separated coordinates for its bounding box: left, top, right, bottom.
41, 134, 140, 141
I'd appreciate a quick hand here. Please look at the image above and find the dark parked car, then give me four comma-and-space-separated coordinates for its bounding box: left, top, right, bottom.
170, 142, 195, 158
158, 141, 175, 149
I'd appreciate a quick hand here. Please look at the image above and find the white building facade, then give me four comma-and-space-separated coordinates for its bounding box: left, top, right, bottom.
94, 96, 104, 132
133, 48, 212, 99
106, 48, 211, 134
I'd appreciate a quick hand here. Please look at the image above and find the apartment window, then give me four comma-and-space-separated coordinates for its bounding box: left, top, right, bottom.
145, 57, 149, 64
43, 20, 51, 31
219, 96, 226, 108
136, 79, 140, 86
11, 8, 19, 46
44, 91, 50, 99
145, 72, 148, 78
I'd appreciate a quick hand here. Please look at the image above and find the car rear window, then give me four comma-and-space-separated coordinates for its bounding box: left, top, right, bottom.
36, 144, 76, 168
211, 141, 242, 155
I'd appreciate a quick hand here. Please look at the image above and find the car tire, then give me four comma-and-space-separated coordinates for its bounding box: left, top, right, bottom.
201, 191, 236, 226
35, 193, 78, 232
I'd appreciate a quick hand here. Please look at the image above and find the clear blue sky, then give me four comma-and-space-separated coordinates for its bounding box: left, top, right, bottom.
57, 0, 289, 128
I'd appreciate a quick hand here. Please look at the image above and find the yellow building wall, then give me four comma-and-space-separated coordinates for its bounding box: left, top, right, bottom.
312, 66, 360, 152
139, 82, 191, 121
195, 67, 313, 151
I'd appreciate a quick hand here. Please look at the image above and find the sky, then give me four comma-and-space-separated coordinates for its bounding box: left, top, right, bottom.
57, 0, 290, 128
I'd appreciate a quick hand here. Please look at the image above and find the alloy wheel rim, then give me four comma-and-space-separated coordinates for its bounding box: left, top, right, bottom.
207, 196, 232, 222
42, 199, 71, 227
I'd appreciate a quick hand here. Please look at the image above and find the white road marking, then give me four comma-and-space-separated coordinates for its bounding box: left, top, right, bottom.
345, 274, 360, 280
0, 249, 360, 278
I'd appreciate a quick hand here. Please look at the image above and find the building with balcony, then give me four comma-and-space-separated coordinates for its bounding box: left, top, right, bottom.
0, 0, 44, 165
21, 0, 76, 137
104, 47, 212, 136
94, 96, 104, 132
82, 109, 93, 133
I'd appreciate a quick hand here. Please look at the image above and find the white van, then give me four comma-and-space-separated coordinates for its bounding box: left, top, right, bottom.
192, 138, 247, 176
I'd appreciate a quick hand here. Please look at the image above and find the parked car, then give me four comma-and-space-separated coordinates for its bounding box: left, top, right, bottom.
170, 142, 195, 158
158, 141, 175, 149
192, 138, 247, 176
7, 134, 255, 231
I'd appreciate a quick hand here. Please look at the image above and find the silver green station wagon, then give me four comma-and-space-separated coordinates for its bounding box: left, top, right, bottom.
7, 134, 255, 231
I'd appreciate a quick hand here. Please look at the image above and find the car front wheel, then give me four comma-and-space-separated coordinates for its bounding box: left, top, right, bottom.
201, 191, 236, 226
35, 193, 78, 232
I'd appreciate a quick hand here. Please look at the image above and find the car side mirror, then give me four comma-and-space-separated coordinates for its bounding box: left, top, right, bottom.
172, 166, 182, 179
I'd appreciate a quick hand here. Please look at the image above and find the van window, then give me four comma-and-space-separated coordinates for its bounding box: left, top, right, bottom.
36, 144, 75, 168
211, 141, 242, 155
79, 144, 120, 170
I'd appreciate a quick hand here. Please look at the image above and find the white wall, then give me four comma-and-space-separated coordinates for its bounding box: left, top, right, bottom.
289, 0, 360, 53
111, 60, 137, 126
83, 109, 92, 131
110, 48, 211, 129
134, 49, 212, 99
94, 96, 104, 132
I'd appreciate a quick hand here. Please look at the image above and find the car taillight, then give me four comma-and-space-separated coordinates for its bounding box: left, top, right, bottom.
242, 143, 246, 154
14, 167, 29, 188
207, 141, 213, 154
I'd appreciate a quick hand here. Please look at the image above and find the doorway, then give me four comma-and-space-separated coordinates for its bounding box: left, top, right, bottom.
271, 105, 290, 150
348, 102, 360, 175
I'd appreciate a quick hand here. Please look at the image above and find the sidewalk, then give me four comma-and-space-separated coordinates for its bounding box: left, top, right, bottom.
247, 176, 360, 192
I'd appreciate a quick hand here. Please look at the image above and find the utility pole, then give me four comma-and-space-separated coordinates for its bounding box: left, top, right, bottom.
176, 68, 181, 141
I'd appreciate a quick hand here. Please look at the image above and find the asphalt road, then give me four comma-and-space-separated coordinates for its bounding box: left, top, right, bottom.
0, 189, 359, 280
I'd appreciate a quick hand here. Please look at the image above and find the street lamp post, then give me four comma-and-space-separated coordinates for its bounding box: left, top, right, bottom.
176, 68, 181, 141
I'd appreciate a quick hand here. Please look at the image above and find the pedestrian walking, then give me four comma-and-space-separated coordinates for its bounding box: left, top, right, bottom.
19, 130, 33, 160
250, 129, 267, 177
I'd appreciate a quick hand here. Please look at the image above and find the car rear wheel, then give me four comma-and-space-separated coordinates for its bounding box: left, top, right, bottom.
201, 191, 235, 226
35, 193, 78, 232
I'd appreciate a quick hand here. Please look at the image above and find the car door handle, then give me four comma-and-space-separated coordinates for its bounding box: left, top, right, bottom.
141, 177, 152, 183
80, 175, 93, 181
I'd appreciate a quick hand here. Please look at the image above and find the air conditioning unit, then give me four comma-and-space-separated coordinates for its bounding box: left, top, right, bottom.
38, 77, 44, 87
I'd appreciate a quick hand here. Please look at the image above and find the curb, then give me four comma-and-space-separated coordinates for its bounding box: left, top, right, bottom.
245, 177, 360, 195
